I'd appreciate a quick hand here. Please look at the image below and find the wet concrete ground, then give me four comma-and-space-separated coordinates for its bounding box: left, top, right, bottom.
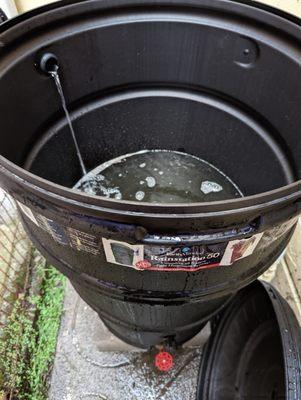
48, 280, 210, 400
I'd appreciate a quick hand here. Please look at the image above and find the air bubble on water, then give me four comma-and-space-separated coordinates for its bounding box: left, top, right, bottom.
145, 176, 156, 188
118, 173, 123, 177
188, 180, 192, 184
86, 174, 104, 182
139, 163, 146, 168
139, 181, 145, 185
106, 187, 122, 198
159, 171, 164, 175
82, 186, 96, 195
154, 168, 158, 171
135, 191, 145, 201
201, 181, 223, 195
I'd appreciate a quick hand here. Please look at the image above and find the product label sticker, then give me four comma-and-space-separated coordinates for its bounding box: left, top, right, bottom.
102, 232, 264, 272
220, 233, 263, 266
256, 217, 298, 252
102, 238, 144, 267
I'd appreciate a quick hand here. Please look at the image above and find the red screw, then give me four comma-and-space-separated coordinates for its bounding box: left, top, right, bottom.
155, 351, 174, 372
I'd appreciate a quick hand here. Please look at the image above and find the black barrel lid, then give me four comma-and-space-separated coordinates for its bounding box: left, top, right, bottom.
197, 280, 301, 400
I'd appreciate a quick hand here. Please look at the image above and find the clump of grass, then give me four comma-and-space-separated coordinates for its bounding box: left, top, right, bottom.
27, 267, 65, 400
0, 298, 34, 398
0, 259, 65, 400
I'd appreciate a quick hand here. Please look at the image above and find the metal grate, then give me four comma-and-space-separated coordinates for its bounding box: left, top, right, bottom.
0, 188, 32, 333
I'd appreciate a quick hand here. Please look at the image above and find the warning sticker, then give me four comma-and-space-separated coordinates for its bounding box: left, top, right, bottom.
35, 214, 70, 246
67, 228, 100, 255
17, 201, 100, 255
103, 233, 263, 272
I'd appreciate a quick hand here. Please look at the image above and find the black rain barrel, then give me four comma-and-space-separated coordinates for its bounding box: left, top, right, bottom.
1, 0, 301, 348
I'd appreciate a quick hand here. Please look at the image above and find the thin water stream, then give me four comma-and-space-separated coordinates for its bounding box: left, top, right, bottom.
51, 70, 87, 176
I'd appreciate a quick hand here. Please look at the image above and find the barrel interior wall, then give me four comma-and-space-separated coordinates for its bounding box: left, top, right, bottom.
27, 93, 293, 197
0, 4, 301, 197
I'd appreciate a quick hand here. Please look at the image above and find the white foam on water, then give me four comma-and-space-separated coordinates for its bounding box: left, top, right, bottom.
78, 174, 122, 199
145, 177, 156, 188
201, 181, 223, 195
135, 191, 145, 201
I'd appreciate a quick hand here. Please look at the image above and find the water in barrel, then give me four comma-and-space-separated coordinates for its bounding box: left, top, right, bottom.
75, 150, 243, 203
49, 70, 242, 203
